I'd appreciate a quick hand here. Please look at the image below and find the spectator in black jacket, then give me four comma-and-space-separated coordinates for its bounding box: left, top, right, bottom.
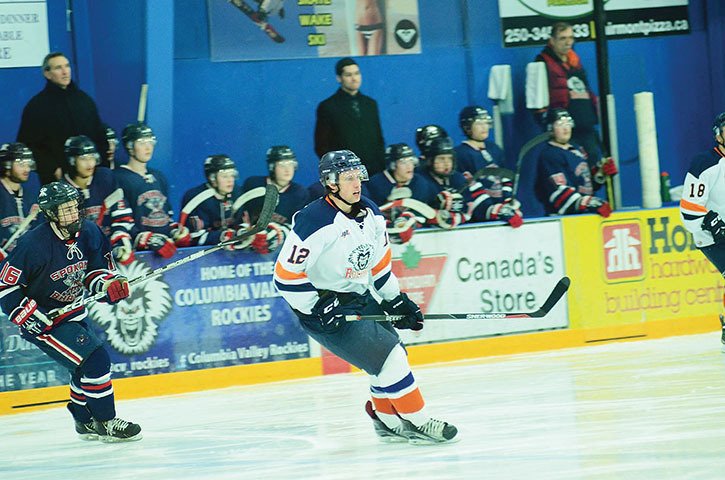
17, 52, 109, 184
314, 57, 385, 176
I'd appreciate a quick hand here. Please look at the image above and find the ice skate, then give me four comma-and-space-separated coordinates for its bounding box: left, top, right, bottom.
93, 417, 143, 443
400, 417, 459, 445
364, 401, 407, 443
720, 314, 725, 353
74, 420, 100, 441
67, 403, 98, 441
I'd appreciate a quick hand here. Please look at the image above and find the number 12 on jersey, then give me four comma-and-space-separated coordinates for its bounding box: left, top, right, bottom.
287, 245, 310, 264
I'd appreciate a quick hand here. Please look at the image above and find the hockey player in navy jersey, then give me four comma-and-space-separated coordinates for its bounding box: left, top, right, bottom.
418, 136, 470, 229
274, 150, 458, 444
454, 106, 506, 181
364, 143, 436, 206
179, 154, 244, 246
239, 145, 308, 254
451, 107, 523, 227
364, 143, 436, 243
114, 123, 190, 259
61, 136, 134, 264
0, 182, 141, 442
535, 108, 616, 217
0, 143, 39, 259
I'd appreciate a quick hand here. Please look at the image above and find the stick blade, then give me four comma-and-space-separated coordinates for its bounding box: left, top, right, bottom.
256, 184, 279, 229
530, 276, 570, 317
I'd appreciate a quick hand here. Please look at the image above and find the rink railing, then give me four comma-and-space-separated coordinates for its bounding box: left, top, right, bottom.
0, 206, 719, 414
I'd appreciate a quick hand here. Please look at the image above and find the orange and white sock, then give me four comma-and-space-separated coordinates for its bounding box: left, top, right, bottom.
370, 344, 428, 428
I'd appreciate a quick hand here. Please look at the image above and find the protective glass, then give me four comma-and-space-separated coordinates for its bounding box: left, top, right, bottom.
553, 117, 575, 129
216, 168, 238, 180
338, 167, 369, 183
275, 159, 298, 169
135, 137, 157, 146
13, 158, 36, 171
396, 156, 419, 168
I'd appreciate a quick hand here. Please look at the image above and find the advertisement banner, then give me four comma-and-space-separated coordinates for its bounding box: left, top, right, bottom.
209, 0, 421, 61
0, 248, 309, 393
0, 1, 49, 68
392, 220, 568, 346
562, 208, 722, 332
497, 0, 690, 48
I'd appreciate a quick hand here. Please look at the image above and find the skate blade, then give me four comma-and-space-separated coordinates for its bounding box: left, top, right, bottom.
77, 433, 99, 441
407, 434, 461, 445
377, 435, 409, 444
99, 432, 143, 443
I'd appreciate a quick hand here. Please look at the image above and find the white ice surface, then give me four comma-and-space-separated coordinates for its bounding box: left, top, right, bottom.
3, 332, 725, 480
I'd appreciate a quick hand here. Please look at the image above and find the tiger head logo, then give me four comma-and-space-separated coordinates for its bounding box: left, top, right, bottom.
88, 261, 172, 355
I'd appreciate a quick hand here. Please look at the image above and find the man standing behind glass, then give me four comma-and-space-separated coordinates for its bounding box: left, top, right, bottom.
314, 57, 385, 176
535, 23, 600, 163
17, 52, 108, 184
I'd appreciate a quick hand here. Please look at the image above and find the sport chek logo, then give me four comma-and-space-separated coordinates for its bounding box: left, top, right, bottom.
602, 222, 644, 282
391, 244, 446, 313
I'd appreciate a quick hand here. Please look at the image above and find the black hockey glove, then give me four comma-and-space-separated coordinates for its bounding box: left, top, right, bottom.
382, 293, 424, 331
312, 293, 345, 333
702, 210, 725, 243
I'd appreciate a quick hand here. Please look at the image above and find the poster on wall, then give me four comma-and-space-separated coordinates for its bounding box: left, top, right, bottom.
0, 248, 310, 393
208, 0, 421, 61
497, 0, 690, 48
0, 0, 49, 68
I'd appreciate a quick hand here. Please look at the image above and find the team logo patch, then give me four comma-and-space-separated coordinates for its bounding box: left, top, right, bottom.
76, 333, 89, 346
348, 243, 374, 272
602, 221, 644, 282
88, 261, 172, 354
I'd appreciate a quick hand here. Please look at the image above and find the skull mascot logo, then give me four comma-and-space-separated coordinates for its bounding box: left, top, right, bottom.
89, 261, 172, 354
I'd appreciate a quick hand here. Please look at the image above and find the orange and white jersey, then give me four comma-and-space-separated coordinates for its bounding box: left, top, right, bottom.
273, 195, 399, 315
680, 147, 725, 248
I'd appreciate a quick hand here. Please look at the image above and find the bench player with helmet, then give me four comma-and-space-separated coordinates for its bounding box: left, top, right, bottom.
237, 145, 309, 254
0, 142, 40, 260
61, 135, 134, 264
178, 154, 244, 247
451, 106, 523, 227
273, 149, 458, 444
364, 142, 437, 243
114, 123, 191, 260
0, 182, 140, 442
417, 134, 470, 229
535, 108, 617, 217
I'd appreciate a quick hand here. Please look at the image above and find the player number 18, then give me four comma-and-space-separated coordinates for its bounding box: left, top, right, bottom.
689, 183, 705, 197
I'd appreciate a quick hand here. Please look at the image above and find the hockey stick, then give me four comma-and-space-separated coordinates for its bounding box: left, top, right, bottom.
513, 132, 550, 196
232, 186, 266, 216
2, 206, 39, 250
48, 184, 279, 319
345, 276, 570, 321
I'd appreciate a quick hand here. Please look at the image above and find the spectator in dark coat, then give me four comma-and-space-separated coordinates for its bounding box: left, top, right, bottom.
314, 57, 385, 176
17, 52, 109, 184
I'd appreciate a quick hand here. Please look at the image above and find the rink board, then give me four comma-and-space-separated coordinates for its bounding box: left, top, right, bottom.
0, 207, 719, 415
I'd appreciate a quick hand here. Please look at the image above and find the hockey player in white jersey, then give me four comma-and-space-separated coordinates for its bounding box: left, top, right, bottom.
680, 112, 725, 346
274, 150, 458, 444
